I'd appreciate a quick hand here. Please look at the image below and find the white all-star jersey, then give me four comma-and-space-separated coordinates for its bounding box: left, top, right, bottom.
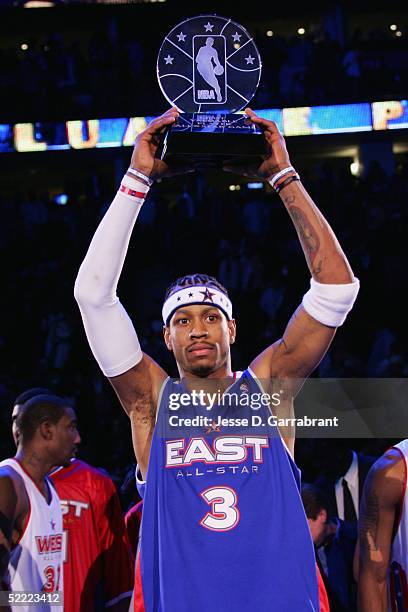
0, 458, 63, 612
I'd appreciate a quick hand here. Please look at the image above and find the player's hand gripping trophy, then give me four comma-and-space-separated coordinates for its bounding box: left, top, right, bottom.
128, 105, 291, 189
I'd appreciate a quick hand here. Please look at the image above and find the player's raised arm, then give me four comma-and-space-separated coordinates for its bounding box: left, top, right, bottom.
224, 108, 359, 383
358, 449, 404, 612
74, 108, 192, 476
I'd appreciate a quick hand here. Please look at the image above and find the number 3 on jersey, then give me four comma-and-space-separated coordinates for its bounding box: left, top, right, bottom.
200, 486, 240, 531
43, 564, 61, 592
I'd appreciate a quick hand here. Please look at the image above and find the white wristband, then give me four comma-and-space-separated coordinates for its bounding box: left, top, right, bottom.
127, 167, 154, 186
268, 166, 296, 188
119, 176, 150, 204
302, 277, 360, 327
121, 175, 150, 192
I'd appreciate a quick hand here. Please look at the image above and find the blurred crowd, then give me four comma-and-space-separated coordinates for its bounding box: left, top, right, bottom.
1, 19, 408, 121
0, 156, 407, 485
1, 6, 408, 609
257, 27, 408, 108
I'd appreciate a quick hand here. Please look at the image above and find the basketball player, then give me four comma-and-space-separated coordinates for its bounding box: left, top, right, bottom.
74, 107, 360, 610
12, 388, 51, 448
358, 441, 408, 611
11, 389, 133, 612
0, 394, 79, 610
195, 37, 224, 101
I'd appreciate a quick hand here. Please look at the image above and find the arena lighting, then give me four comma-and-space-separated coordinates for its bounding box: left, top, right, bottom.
247, 182, 264, 189
3, 100, 408, 154
266, 30, 274, 37
390, 24, 398, 31
97, 0, 166, 2
54, 193, 68, 205
23, 1, 55, 6
21, 0, 164, 4
396, 31, 402, 37
350, 161, 361, 177
21, 44, 28, 50
297, 27, 305, 35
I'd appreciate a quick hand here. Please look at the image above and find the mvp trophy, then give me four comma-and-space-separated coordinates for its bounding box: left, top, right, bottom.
156, 14, 264, 166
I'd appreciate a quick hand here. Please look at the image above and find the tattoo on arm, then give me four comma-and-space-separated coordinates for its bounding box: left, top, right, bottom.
360, 490, 380, 552
287, 206, 321, 274
313, 259, 323, 276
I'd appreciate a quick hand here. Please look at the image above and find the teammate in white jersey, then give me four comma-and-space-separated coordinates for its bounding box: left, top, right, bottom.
358, 440, 408, 611
0, 394, 80, 610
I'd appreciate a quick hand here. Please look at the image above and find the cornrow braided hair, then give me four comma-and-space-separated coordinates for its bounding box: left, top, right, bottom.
164, 274, 229, 301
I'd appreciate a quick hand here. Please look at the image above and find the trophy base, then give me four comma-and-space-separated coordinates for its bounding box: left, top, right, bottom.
158, 113, 266, 168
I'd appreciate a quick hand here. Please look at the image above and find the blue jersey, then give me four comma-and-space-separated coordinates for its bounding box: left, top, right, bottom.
136, 369, 319, 611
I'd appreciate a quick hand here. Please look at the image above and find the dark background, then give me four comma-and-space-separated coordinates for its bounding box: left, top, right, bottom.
0, 0, 407, 495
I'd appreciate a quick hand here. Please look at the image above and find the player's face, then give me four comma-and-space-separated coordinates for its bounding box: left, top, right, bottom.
52, 407, 81, 467
164, 304, 236, 377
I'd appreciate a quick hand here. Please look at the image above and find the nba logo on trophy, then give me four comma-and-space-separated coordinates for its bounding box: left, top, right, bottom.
157, 14, 261, 113
155, 14, 264, 166
193, 36, 227, 104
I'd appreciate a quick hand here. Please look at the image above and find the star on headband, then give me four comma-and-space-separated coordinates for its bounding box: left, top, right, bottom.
200, 288, 215, 302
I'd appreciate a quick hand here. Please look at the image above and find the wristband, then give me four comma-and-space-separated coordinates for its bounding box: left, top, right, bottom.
302, 278, 360, 327
268, 166, 296, 188
122, 174, 150, 192
119, 185, 148, 203
275, 174, 300, 195
120, 175, 150, 204
127, 167, 154, 187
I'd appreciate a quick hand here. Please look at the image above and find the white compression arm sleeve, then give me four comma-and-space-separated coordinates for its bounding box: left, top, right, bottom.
302, 277, 360, 327
74, 177, 148, 377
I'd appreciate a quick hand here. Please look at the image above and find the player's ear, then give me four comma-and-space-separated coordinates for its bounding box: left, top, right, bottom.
163, 325, 173, 351
228, 319, 236, 345
39, 420, 54, 441
318, 509, 327, 524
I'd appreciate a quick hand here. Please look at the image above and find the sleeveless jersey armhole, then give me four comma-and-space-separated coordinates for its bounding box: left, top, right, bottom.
136, 376, 171, 493
247, 366, 293, 459
155, 376, 170, 424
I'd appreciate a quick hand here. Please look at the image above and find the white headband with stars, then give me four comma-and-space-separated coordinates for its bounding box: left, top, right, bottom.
162, 285, 233, 326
